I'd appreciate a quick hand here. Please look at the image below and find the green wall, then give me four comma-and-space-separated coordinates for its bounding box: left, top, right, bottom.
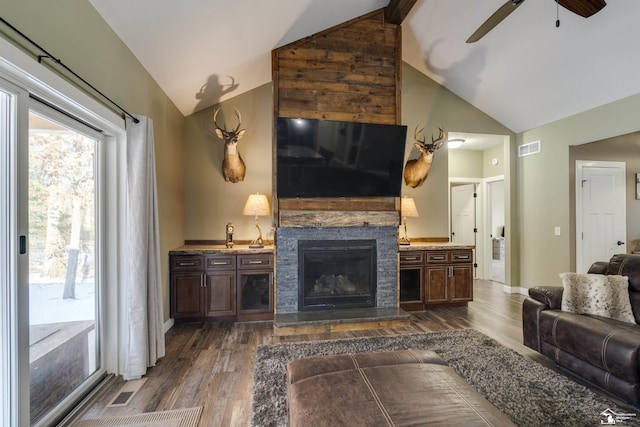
449, 150, 483, 178
483, 145, 504, 177
448, 144, 504, 179
184, 84, 274, 242
2, 0, 186, 321
400, 64, 514, 238
518, 93, 640, 288
569, 133, 640, 266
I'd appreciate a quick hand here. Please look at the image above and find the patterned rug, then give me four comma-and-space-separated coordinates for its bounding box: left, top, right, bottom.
72, 407, 202, 427
251, 329, 640, 426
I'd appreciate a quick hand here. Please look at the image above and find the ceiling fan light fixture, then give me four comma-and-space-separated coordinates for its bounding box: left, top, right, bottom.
448, 139, 465, 149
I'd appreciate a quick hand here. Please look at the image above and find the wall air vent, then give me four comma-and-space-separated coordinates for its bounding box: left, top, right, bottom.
518, 140, 541, 157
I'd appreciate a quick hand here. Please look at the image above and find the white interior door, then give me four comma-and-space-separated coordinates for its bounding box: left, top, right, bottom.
488, 180, 505, 283
451, 184, 476, 245
576, 161, 627, 272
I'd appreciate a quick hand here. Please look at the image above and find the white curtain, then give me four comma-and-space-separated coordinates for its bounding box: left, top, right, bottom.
122, 115, 165, 380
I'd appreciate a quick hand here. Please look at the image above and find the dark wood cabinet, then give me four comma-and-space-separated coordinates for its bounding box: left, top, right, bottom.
237, 254, 274, 322
400, 247, 473, 311
204, 270, 236, 318
399, 251, 425, 311
171, 271, 205, 319
170, 250, 273, 322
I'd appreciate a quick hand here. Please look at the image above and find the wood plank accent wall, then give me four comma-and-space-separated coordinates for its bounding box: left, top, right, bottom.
271, 8, 403, 224
272, 9, 401, 125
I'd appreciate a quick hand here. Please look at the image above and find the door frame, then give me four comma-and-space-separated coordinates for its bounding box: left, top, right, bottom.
448, 178, 482, 278
575, 160, 627, 273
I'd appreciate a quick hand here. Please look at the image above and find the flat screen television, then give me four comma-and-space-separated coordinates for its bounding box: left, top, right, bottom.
276, 117, 407, 198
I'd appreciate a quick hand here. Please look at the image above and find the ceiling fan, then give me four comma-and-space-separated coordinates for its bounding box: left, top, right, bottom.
466, 0, 606, 43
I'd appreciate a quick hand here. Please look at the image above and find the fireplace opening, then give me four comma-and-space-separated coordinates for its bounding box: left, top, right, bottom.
298, 240, 376, 311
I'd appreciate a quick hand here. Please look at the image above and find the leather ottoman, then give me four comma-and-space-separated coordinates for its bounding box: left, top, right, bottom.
287, 349, 515, 426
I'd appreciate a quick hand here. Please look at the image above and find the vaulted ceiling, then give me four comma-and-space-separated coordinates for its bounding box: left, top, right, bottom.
90, 0, 640, 133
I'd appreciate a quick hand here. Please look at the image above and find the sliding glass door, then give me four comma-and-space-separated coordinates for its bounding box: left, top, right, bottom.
27, 107, 102, 425
1, 75, 108, 426
1, 37, 127, 426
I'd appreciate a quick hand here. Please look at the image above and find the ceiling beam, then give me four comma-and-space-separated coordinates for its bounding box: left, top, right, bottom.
385, 0, 417, 25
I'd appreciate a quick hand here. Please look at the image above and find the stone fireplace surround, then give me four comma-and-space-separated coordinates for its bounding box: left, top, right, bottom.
275, 226, 398, 314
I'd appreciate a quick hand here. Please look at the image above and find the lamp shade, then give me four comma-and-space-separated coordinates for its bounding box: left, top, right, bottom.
400, 197, 418, 218
242, 193, 271, 217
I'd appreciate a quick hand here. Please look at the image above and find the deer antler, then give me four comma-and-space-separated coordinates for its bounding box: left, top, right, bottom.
432, 127, 445, 144
213, 108, 224, 131
414, 125, 426, 144
233, 107, 242, 133
213, 107, 242, 133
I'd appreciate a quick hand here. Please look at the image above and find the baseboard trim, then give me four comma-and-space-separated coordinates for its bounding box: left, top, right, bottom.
164, 318, 174, 334
503, 285, 528, 296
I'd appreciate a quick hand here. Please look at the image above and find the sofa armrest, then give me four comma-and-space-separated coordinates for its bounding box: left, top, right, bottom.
528, 286, 563, 310
588, 261, 609, 275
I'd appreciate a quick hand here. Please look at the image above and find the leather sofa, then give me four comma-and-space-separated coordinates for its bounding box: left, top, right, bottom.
287, 349, 515, 426
523, 253, 640, 407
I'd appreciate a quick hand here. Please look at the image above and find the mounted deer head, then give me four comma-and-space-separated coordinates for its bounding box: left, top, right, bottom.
403, 126, 445, 188
213, 107, 246, 183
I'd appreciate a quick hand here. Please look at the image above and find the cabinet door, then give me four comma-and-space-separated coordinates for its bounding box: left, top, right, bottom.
425, 266, 449, 303
237, 270, 273, 321
450, 264, 473, 302
204, 271, 236, 318
171, 272, 203, 319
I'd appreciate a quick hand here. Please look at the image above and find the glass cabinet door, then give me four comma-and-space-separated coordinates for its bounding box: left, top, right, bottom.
237, 270, 273, 321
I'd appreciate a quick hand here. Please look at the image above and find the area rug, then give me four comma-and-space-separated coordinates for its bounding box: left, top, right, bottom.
251, 329, 640, 426
72, 407, 202, 427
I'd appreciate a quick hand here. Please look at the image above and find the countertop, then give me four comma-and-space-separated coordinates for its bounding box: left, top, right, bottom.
170, 242, 473, 255
170, 244, 274, 255
398, 242, 474, 251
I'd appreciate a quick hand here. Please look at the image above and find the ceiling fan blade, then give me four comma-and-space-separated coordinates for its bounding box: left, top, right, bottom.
466, 0, 526, 43
557, 0, 606, 18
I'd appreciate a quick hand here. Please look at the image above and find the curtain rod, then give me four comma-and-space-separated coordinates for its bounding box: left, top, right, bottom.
0, 17, 139, 124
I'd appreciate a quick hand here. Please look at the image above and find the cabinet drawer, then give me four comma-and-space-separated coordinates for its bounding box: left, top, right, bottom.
425, 251, 449, 264
400, 251, 424, 265
238, 254, 273, 269
451, 250, 473, 263
171, 255, 204, 271
205, 255, 236, 270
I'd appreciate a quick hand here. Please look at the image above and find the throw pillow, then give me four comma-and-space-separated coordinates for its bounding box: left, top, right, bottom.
560, 273, 636, 324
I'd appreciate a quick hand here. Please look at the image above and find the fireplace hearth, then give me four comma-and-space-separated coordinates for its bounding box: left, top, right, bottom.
298, 240, 376, 311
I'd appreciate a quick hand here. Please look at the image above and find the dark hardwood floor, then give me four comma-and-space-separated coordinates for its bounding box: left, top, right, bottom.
76, 280, 553, 426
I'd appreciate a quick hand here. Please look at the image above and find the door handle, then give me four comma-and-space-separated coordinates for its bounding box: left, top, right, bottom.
617, 241, 625, 246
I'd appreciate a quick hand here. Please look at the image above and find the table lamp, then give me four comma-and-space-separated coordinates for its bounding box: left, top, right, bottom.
399, 197, 418, 245
242, 193, 271, 248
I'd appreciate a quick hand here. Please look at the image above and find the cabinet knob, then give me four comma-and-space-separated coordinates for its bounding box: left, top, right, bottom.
179, 262, 195, 266
248, 260, 263, 264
